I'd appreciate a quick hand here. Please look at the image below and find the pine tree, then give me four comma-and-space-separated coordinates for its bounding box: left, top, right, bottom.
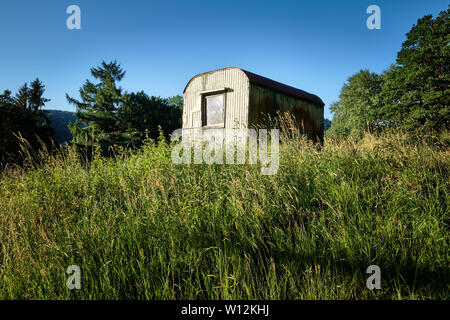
66, 60, 126, 150
1, 80, 53, 165
29, 78, 50, 112
15, 83, 29, 111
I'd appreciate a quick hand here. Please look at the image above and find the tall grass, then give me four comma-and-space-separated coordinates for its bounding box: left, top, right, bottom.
0, 126, 448, 299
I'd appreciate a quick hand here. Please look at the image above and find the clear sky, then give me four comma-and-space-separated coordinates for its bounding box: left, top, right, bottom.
0, 0, 447, 120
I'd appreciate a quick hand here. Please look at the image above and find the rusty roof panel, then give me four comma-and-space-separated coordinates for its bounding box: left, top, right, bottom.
240, 69, 324, 107
183, 67, 324, 107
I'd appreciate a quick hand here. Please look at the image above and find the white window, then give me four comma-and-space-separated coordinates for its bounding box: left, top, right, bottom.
203, 94, 224, 127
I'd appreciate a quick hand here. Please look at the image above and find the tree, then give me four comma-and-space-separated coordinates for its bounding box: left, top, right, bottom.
0, 80, 54, 165
324, 118, 332, 131
66, 60, 126, 150
166, 94, 183, 132
0, 91, 18, 161
29, 78, 50, 112
377, 8, 449, 132
327, 69, 384, 139
67, 61, 183, 152
167, 95, 183, 112
120, 92, 182, 145
15, 83, 29, 111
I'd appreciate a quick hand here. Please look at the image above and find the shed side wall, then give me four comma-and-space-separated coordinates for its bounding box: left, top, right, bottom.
183, 69, 250, 129
249, 84, 324, 142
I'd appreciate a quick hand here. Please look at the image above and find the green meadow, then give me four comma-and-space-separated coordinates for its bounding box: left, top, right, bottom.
0, 128, 448, 299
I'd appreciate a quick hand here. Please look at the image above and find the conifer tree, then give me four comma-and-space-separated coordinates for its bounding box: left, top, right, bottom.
66, 60, 126, 150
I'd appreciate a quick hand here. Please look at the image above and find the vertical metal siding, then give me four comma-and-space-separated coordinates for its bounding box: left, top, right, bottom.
248, 84, 324, 142
183, 68, 250, 130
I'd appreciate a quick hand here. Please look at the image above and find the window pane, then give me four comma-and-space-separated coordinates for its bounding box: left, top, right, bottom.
205, 95, 223, 126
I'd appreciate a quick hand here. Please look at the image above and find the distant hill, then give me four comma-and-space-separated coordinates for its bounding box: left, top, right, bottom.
44, 110, 77, 144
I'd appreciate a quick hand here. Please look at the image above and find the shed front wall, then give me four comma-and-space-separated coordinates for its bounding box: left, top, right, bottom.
249, 84, 324, 142
183, 68, 250, 129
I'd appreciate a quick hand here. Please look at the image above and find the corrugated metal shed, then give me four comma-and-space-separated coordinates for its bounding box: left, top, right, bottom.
183, 67, 324, 142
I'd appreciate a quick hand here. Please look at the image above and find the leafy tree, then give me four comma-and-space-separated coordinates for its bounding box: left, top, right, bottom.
166, 94, 183, 131
327, 69, 384, 139
324, 118, 331, 131
167, 95, 183, 111
120, 92, 182, 145
377, 8, 449, 131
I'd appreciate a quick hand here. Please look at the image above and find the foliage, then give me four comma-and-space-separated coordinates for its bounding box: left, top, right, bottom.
327, 70, 384, 139
329, 9, 449, 138
376, 8, 449, 132
324, 118, 331, 131
0, 79, 54, 165
0, 125, 448, 299
67, 61, 182, 152
66, 60, 126, 150
120, 92, 182, 146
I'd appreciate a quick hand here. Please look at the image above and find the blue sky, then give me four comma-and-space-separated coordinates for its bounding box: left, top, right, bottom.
0, 0, 447, 120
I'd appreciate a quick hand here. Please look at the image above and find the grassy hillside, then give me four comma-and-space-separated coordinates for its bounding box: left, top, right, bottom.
0, 129, 448, 299
45, 110, 77, 144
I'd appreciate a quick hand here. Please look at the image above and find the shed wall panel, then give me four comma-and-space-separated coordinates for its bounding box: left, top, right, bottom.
183, 68, 250, 130
249, 84, 324, 142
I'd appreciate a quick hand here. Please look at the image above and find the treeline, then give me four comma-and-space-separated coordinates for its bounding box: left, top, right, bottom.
1, 9, 448, 165
0, 79, 54, 164
0, 61, 182, 165
67, 61, 182, 154
327, 9, 449, 139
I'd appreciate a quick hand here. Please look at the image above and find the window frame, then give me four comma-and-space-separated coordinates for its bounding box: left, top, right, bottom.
201, 90, 226, 128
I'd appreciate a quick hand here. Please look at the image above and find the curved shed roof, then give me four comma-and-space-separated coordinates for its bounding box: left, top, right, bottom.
183, 67, 324, 107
